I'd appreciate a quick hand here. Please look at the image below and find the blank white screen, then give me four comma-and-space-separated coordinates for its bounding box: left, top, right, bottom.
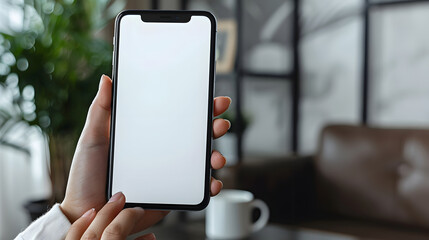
112, 15, 212, 205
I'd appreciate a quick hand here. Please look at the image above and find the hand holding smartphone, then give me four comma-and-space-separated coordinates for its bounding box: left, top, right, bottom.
107, 10, 216, 210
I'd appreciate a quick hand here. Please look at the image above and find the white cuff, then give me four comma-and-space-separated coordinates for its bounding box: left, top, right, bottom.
15, 203, 71, 240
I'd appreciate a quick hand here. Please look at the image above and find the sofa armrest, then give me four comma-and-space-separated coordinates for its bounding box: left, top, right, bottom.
235, 156, 317, 224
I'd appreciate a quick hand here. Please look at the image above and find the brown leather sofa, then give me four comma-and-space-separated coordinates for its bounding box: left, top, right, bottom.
235, 125, 429, 239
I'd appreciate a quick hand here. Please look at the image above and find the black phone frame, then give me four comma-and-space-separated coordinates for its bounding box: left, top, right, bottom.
107, 10, 216, 211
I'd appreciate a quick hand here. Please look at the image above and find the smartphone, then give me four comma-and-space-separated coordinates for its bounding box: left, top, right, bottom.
107, 10, 216, 210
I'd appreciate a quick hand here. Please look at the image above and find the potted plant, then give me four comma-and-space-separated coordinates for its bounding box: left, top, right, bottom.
0, 0, 125, 219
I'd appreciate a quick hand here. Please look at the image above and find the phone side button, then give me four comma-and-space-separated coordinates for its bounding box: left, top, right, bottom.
112, 51, 114, 66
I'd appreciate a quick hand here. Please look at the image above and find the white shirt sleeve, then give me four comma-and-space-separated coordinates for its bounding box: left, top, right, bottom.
14, 203, 71, 240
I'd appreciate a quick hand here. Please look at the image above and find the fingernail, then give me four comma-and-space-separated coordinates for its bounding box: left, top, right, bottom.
225, 96, 232, 104
141, 233, 156, 240
225, 119, 231, 129
221, 152, 227, 164
219, 180, 224, 188
82, 208, 95, 218
133, 207, 145, 220
99, 74, 106, 89
134, 207, 145, 212
108, 192, 123, 203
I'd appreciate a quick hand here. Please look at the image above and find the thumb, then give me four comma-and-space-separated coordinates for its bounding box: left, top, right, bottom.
79, 74, 112, 147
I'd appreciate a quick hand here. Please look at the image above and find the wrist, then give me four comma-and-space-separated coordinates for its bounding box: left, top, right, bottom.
59, 201, 79, 224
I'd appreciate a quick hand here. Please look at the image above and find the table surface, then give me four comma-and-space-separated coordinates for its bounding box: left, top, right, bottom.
134, 221, 359, 240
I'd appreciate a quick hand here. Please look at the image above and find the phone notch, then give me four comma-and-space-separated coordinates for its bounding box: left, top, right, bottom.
141, 13, 191, 23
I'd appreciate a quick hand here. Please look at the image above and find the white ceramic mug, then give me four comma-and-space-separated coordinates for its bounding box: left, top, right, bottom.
206, 189, 270, 239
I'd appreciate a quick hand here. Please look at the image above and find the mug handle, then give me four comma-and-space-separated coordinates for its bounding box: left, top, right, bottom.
250, 199, 270, 233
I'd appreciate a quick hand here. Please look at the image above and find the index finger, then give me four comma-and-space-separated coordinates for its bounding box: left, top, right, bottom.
102, 207, 145, 239
214, 96, 231, 117
65, 208, 96, 240
81, 192, 125, 239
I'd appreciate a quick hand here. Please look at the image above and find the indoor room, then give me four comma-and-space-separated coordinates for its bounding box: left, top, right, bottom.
1, 0, 429, 239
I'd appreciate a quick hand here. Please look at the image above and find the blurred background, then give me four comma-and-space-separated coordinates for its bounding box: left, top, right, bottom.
1, 0, 429, 239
